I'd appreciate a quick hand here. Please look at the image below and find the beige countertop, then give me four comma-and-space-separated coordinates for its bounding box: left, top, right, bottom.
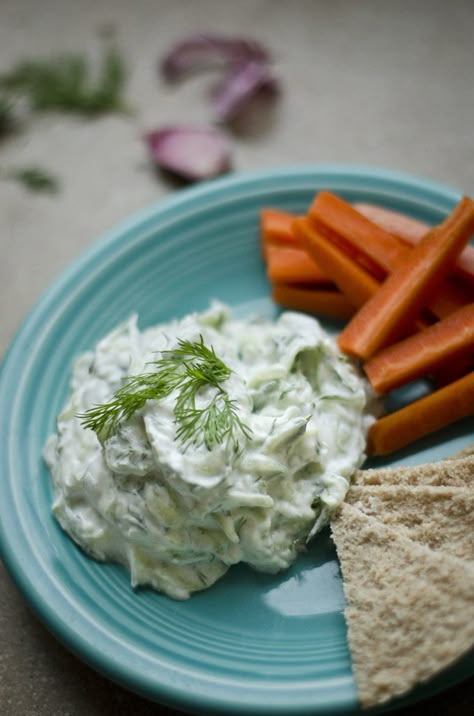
1, 1, 473, 714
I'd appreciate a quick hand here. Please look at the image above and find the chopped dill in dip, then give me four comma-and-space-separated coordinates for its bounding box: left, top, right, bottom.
44, 303, 374, 600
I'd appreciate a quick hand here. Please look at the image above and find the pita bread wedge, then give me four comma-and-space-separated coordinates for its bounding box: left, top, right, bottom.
346, 484, 474, 561
352, 454, 473, 488
330, 502, 474, 709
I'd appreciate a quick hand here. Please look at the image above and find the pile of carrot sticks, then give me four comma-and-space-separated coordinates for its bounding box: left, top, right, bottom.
261, 193, 474, 456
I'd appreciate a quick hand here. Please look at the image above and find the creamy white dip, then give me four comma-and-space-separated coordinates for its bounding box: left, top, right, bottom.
45, 303, 373, 599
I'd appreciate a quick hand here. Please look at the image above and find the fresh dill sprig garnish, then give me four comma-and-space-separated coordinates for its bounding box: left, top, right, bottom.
79, 335, 252, 451
0, 45, 128, 116
6, 165, 59, 193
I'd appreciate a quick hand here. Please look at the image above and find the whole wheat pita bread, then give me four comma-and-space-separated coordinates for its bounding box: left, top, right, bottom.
330, 502, 474, 708
346, 484, 474, 561
352, 453, 473, 488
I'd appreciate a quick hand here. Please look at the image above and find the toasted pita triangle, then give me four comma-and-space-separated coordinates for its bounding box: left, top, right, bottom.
346, 484, 474, 561
352, 454, 473, 488
330, 503, 474, 708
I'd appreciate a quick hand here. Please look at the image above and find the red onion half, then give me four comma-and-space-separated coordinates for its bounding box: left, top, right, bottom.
145, 126, 232, 181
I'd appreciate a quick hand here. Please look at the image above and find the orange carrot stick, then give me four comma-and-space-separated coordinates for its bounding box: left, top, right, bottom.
272, 283, 355, 320
338, 197, 474, 360
364, 303, 474, 394
261, 208, 297, 246
353, 203, 429, 245
260, 208, 300, 260
367, 371, 474, 456
310, 192, 409, 273
265, 244, 332, 285
354, 202, 474, 284
311, 192, 473, 318
292, 218, 380, 308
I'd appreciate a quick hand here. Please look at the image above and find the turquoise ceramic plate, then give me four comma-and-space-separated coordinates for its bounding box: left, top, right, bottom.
0, 166, 473, 715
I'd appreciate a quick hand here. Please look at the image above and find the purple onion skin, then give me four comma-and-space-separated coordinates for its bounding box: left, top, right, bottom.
160, 32, 269, 82
213, 58, 280, 123
145, 126, 232, 182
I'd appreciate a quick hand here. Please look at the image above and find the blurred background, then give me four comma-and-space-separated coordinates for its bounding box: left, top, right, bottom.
0, 1, 473, 714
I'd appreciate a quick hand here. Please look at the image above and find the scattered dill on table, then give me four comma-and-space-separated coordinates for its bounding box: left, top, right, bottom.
0, 44, 129, 116
0, 96, 15, 137
5, 166, 59, 193
0, 43, 130, 193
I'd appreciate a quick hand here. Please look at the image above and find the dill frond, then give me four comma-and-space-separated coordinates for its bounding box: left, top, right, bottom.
6, 166, 59, 193
0, 45, 129, 116
0, 96, 15, 137
79, 335, 251, 450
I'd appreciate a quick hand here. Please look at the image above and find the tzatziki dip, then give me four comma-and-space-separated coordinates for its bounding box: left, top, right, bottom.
44, 303, 373, 599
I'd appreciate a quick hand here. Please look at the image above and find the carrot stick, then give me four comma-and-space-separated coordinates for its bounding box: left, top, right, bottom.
367, 371, 474, 456
353, 203, 429, 245
265, 244, 332, 285
311, 192, 473, 318
292, 218, 380, 308
364, 303, 474, 394
354, 202, 474, 284
260, 208, 298, 259
261, 208, 297, 245
337, 197, 474, 360
272, 283, 355, 320
310, 192, 409, 273
261, 208, 332, 285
